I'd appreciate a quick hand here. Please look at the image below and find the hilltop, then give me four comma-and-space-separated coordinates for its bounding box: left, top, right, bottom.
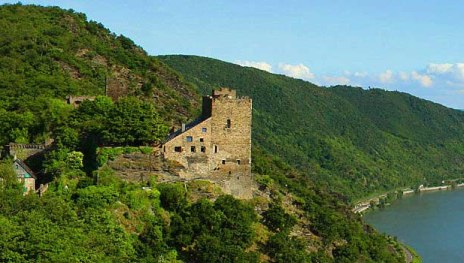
159, 55, 464, 199
0, 3, 200, 146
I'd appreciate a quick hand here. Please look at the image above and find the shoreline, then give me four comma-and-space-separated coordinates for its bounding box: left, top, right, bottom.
352, 183, 464, 214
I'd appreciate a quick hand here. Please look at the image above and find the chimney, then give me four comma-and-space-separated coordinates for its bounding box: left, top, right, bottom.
181, 123, 186, 132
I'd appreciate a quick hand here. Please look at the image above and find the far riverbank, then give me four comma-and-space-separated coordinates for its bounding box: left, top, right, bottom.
353, 182, 464, 214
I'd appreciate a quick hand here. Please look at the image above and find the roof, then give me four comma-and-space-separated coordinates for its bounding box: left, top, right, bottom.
163, 116, 209, 144
14, 159, 37, 180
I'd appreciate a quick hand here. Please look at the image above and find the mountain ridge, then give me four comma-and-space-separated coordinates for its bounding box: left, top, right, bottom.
159, 55, 464, 199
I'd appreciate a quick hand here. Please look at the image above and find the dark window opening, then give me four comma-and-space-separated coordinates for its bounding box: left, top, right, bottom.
191, 146, 196, 152
202, 127, 207, 133
201, 146, 206, 153
237, 160, 241, 165
214, 145, 218, 153
200, 138, 204, 142
186, 136, 193, 142
163, 146, 166, 152
222, 160, 226, 165
226, 119, 231, 128
174, 146, 182, 152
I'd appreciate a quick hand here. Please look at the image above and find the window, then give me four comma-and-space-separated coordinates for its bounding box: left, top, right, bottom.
222, 160, 226, 165
214, 145, 218, 153
174, 146, 182, 152
191, 146, 196, 152
186, 136, 193, 142
226, 119, 231, 128
237, 160, 241, 165
200, 138, 204, 142
201, 146, 206, 153
163, 146, 166, 152
202, 127, 207, 133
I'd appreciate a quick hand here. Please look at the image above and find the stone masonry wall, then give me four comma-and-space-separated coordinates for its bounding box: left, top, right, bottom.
162, 88, 252, 180
163, 118, 212, 178
210, 97, 252, 176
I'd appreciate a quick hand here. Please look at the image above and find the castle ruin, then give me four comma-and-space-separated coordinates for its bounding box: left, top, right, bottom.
162, 88, 252, 183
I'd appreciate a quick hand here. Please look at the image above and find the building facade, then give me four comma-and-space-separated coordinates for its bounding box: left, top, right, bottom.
13, 158, 36, 194
162, 88, 252, 179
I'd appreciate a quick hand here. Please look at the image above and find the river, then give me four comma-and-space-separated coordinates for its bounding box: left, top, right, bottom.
364, 188, 464, 263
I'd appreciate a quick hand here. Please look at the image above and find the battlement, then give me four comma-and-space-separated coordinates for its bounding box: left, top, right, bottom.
8, 143, 46, 150
3, 142, 51, 160
212, 87, 237, 99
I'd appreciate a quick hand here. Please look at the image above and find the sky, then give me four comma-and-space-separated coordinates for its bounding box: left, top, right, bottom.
3, 0, 464, 109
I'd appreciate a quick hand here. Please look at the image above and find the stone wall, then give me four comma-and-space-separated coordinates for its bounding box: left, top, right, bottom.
163, 118, 212, 178
23, 178, 35, 193
210, 96, 252, 176
162, 88, 252, 181
5, 143, 47, 160
66, 95, 95, 108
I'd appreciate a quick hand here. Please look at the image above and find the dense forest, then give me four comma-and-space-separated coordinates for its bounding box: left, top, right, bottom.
160, 55, 464, 200
0, 2, 199, 148
0, 3, 434, 262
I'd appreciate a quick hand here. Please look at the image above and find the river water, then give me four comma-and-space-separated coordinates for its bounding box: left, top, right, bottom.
364, 188, 464, 263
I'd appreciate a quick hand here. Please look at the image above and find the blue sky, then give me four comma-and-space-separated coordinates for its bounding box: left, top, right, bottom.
3, 0, 464, 109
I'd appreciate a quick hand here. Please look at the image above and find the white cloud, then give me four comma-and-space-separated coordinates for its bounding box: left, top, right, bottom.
278, 63, 315, 80
236, 60, 272, 72
321, 75, 351, 85
399, 72, 409, 81
426, 63, 464, 82
456, 64, 464, 80
379, 70, 394, 83
426, 63, 453, 74
353, 71, 368, 78
411, 71, 433, 87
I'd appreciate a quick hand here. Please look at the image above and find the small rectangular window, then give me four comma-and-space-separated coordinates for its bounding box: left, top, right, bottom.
200, 138, 204, 142
191, 146, 196, 152
226, 119, 231, 128
214, 145, 218, 153
186, 136, 193, 142
201, 146, 206, 153
174, 146, 182, 152
222, 160, 226, 165
202, 127, 207, 133
237, 160, 241, 165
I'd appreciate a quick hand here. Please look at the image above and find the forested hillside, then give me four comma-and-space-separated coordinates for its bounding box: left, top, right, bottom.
0, 4, 199, 146
0, 4, 413, 262
159, 55, 464, 199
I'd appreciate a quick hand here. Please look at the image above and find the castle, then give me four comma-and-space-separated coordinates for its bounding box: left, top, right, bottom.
162, 88, 252, 179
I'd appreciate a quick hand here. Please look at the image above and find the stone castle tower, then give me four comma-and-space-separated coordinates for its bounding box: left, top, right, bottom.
162, 88, 252, 179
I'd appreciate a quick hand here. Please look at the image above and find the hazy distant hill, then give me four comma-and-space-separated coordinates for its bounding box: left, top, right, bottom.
159, 55, 464, 199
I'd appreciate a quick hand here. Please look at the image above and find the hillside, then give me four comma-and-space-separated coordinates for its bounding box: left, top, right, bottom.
0, 3, 200, 146
0, 4, 410, 263
159, 55, 464, 199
